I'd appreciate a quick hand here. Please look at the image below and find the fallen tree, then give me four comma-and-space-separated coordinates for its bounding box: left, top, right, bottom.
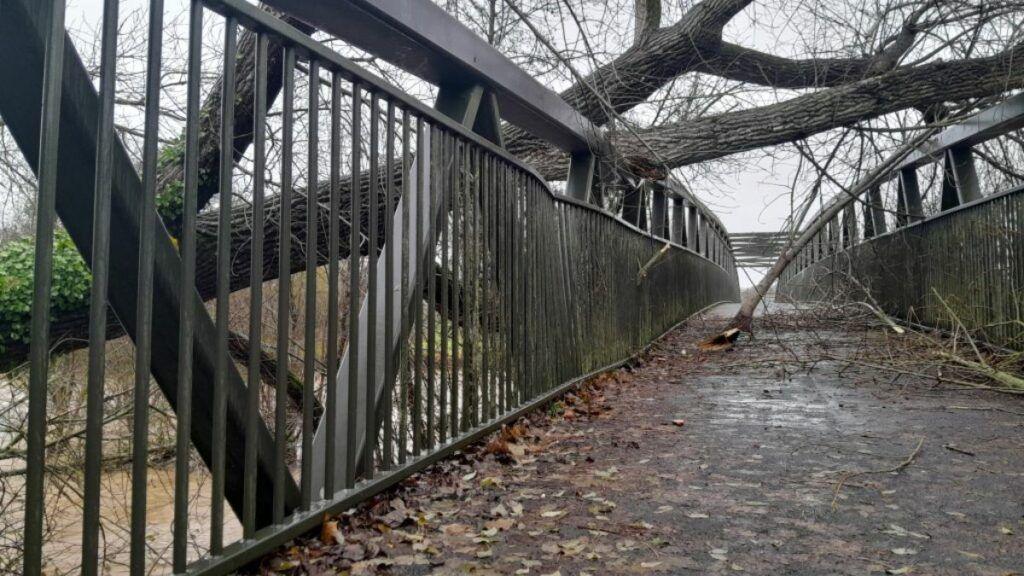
728, 127, 941, 332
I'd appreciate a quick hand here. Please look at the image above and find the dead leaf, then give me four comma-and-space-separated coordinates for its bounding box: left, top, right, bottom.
321, 517, 344, 546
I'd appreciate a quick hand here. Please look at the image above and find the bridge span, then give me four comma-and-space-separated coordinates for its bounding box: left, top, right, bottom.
3, 0, 1022, 574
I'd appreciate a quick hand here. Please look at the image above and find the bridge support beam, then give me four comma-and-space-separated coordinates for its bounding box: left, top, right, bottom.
671, 197, 685, 245
865, 185, 887, 238
621, 184, 647, 229
948, 146, 982, 204
941, 147, 982, 209
687, 202, 700, 252
651, 185, 669, 239
897, 168, 924, 226
566, 151, 596, 202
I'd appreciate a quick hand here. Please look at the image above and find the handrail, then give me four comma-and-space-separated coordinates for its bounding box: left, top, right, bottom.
260, 0, 603, 154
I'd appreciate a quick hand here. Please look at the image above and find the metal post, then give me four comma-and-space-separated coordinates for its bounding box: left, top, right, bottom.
897, 168, 924, 225
566, 150, 595, 202
947, 146, 982, 204
686, 202, 699, 252
671, 196, 684, 244
842, 206, 858, 246
651, 184, 668, 239
868, 185, 887, 236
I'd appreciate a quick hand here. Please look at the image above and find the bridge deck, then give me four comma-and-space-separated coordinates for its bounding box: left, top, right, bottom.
263, 304, 1024, 574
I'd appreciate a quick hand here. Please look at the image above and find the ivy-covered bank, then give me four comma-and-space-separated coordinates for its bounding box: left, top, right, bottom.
0, 229, 93, 356
0, 139, 186, 366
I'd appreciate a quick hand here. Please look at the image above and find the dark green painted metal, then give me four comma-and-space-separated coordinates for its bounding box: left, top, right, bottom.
211, 16, 237, 555
325, 70, 343, 497
173, 2, 205, 570
346, 81, 363, 489
244, 31, 270, 537
23, 0, 66, 573
80, 0, 118, 572
274, 45, 295, 524
302, 59, 320, 509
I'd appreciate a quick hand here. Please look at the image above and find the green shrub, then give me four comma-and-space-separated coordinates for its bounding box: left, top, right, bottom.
0, 229, 93, 353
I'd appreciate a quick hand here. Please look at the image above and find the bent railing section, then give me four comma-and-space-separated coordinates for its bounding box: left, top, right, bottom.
778, 96, 1024, 349
5, 0, 738, 574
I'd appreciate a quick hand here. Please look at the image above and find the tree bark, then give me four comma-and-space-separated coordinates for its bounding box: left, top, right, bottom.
157, 6, 315, 235
522, 43, 1024, 179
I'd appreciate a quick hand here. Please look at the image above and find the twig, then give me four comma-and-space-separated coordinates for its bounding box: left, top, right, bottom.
946, 404, 1024, 417
943, 443, 975, 456
937, 352, 1024, 391
831, 437, 924, 510
636, 243, 671, 285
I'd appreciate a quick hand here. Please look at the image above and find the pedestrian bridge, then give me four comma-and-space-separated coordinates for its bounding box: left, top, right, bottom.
2, 0, 1021, 574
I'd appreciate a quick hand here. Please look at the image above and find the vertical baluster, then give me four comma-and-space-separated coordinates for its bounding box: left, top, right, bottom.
81, 0, 118, 572
441, 136, 451, 442
24, 0, 65, 574
345, 81, 362, 488
412, 119, 426, 456
365, 92, 380, 477
505, 165, 514, 410
325, 71, 342, 499
274, 46, 295, 522
243, 33, 269, 537
398, 111, 411, 465
211, 15, 237, 555
480, 153, 491, 422
173, 2, 203, 570
384, 100, 397, 469
301, 59, 320, 508
502, 163, 511, 413
426, 129, 439, 450
128, 0, 164, 569
462, 146, 473, 428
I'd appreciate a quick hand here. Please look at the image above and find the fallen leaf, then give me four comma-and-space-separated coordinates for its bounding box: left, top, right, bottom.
442, 523, 472, 537
892, 547, 918, 556
710, 547, 728, 561
321, 518, 344, 546
541, 510, 567, 519
958, 550, 983, 559
480, 476, 503, 489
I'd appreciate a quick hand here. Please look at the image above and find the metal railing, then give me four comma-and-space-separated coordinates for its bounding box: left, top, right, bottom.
4, 0, 738, 573
778, 95, 1024, 349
